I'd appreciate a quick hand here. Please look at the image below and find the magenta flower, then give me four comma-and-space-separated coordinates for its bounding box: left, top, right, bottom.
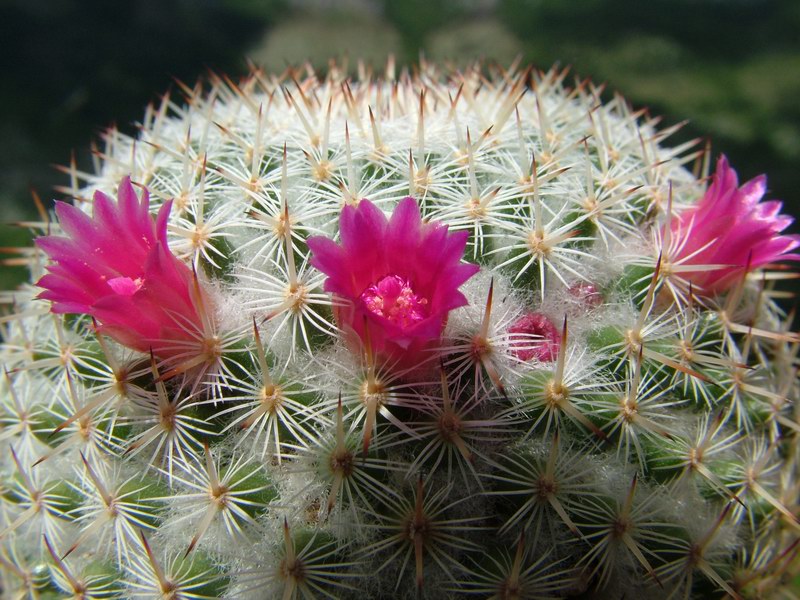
37, 178, 215, 365
308, 198, 479, 366
508, 312, 561, 362
667, 156, 800, 294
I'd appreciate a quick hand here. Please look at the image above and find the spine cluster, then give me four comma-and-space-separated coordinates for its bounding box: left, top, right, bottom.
1, 61, 798, 599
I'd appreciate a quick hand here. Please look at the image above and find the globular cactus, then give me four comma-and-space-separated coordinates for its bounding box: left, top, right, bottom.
1, 60, 799, 599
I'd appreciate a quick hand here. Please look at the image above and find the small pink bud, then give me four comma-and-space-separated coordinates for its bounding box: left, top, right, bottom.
567, 281, 603, 309
508, 312, 561, 362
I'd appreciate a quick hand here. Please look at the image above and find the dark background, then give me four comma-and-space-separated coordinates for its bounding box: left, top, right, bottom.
2, 0, 799, 290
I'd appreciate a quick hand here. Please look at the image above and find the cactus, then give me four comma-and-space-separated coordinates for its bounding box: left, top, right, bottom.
2, 60, 799, 599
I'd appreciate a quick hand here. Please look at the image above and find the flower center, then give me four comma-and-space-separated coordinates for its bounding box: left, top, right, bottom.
107, 276, 143, 296
360, 275, 428, 328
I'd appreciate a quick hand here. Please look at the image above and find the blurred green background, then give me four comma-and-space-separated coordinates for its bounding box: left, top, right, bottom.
2, 0, 800, 291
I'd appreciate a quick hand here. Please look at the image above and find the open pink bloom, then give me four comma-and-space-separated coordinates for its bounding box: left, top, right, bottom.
308, 198, 479, 366
37, 178, 213, 362
508, 312, 560, 362
668, 156, 800, 294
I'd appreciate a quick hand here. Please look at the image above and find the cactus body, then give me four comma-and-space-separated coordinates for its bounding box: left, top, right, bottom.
1, 61, 798, 599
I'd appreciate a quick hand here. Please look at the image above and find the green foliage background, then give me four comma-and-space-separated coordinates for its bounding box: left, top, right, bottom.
2, 0, 799, 293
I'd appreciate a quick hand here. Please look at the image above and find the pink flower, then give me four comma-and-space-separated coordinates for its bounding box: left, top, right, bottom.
508, 312, 560, 362
667, 156, 800, 294
37, 178, 215, 365
308, 198, 479, 367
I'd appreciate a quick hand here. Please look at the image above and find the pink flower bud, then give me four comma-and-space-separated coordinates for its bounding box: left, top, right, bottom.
508, 312, 561, 362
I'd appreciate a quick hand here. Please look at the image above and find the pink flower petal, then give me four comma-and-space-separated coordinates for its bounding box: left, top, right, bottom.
107, 276, 142, 296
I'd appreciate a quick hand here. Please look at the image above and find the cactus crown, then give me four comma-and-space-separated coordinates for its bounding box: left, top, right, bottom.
2, 60, 798, 599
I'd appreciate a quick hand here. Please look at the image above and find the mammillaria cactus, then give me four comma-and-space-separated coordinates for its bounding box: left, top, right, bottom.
1, 60, 799, 599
